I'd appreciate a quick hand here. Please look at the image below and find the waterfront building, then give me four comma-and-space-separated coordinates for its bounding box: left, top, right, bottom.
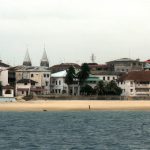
51, 70, 80, 95
107, 58, 145, 73
15, 50, 51, 96
118, 71, 150, 96
2, 85, 14, 97
85, 73, 118, 88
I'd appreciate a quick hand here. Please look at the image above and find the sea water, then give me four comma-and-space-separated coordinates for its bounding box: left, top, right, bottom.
0, 111, 150, 150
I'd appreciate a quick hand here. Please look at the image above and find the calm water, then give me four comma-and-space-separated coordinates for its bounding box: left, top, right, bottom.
0, 111, 150, 150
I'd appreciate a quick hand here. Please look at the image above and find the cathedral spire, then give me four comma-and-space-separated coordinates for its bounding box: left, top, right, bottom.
23, 50, 32, 66
40, 47, 49, 67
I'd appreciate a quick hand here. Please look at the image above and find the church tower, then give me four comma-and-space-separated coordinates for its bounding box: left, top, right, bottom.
23, 50, 32, 66
40, 49, 49, 67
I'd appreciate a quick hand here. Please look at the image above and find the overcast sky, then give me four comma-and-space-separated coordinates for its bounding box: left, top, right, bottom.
0, 0, 150, 66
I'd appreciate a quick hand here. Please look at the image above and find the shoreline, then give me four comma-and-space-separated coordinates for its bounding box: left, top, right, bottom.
0, 100, 150, 111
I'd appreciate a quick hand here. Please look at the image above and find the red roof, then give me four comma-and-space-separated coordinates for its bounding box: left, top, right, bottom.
118, 71, 150, 82
145, 60, 150, 63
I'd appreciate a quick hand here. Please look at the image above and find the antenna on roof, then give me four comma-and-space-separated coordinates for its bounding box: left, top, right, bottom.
91, 53, 96, 63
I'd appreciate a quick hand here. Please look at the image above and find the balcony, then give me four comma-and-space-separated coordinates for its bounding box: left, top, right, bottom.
135, 84, 150, 89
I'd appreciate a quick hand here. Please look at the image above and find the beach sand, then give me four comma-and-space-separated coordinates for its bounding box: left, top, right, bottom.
0, 100, 150, 111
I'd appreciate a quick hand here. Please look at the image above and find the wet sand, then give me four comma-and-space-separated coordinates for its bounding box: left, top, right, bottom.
0, 100, 150, 111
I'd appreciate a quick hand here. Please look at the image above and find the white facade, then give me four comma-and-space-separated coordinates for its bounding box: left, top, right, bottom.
118, 80, 150, 96
51, 70, 80, 95
0, 68, 9, 86
97, 75, 118, 82
2, 89, 14, 97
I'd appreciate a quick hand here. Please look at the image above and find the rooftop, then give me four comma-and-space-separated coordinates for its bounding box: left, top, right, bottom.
51, 70, 67, 78
118, 71, 150, 82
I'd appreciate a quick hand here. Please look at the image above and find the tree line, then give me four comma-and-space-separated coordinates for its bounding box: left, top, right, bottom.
65, 63, 122, 96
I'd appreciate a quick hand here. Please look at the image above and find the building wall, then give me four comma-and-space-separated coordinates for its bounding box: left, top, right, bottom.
0, 70, 8, 86
51, 77, 68, 94
16, 71, 51, 94
16, 83, 31, 96
2, 89, 14, 97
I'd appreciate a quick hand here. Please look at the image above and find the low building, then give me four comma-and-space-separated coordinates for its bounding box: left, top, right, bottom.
118, 71, 150, 96
107, 58, 145, 73
16, 79, 39, 96
2, 85, 14, 97
85, 73, 118, 88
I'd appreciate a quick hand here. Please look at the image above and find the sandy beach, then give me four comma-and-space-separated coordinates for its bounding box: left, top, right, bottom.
0, 100, 150, 111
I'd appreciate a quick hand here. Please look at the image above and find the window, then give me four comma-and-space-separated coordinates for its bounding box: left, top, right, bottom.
31, 83, 35, 86
31, 74, 34, 77
47, 74, 49, 78
22, 91, 24, 94
56, 81, 57, 85
59, 81, 61, 85
46, 81, 48, 86
44, 74, 46, 78
107, 77, 110, 80
24, 83, 27, 85
58, 89, 61, 93
5, 90, 11, 94
130, 89, 133, 92
113, 77, 115, 80
103, 77, 105, 80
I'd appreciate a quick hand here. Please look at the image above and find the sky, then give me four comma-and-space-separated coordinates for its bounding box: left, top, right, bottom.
0, 0, 150, 66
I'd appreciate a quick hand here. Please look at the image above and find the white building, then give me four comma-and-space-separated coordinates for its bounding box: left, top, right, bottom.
118, 71, 150, 96
51, 70, 80, 95
0, 60, 10, 86
85, 73, 118, 88
51, 70, 68, 94
2, 85, 14, 97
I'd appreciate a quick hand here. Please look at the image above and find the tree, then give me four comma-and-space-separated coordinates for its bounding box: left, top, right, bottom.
65, 66, 76, 95
95, 80, 106, 95
105, 80, 122, 95
78, 63, 90, 85
0, 82, 2, 96
80, 84, 94, 95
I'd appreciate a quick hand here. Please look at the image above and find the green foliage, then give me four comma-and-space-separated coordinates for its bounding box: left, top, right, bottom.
95, 80, 122, 96
80, 84, 94, 95
78, 63, 90, 85
95, 80, 106, 95
65, 66, 76, 85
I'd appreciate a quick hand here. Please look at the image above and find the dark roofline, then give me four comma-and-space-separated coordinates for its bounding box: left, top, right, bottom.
17, 79, 38, 84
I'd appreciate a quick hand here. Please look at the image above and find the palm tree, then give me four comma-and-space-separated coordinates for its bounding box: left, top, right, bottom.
65, 66, 76, 95
78, 63, 90, 85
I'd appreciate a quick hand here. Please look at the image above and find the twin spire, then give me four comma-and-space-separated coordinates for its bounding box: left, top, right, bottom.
23, 48, 49, 67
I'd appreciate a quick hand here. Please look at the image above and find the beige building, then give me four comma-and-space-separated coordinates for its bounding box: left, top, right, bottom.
16, 50, 51, 96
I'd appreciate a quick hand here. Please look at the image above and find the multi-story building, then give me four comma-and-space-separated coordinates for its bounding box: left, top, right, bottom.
15, 50, 51, 96
107, 58, 145, 73
118, 71, 150, 96
51, 70, 80, 95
